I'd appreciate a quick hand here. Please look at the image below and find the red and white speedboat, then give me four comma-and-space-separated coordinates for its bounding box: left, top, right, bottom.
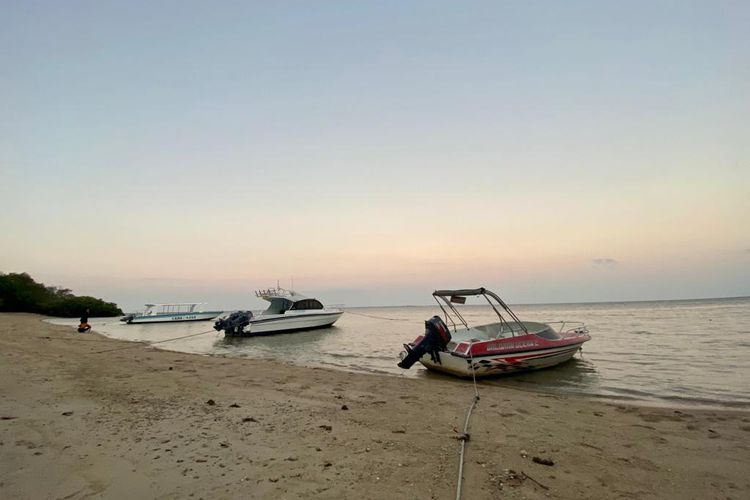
398, 288, 590, 377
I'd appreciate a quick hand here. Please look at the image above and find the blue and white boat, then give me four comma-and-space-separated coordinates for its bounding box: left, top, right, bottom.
121, 303, 222, 324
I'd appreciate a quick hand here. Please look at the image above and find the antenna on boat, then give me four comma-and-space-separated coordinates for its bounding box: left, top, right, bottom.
291, 276, 294, 291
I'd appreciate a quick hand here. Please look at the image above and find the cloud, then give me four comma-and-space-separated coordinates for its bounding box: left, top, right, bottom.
592, 258, 618, 266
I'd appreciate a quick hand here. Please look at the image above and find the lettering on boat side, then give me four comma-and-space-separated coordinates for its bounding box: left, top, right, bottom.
172, 315, 197, 320
486, 340, 537, 351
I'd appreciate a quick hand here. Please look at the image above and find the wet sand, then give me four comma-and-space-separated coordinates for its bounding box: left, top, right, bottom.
1, 313, 748, 499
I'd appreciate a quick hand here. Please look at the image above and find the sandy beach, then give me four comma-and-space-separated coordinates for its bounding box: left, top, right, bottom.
1, 314, 748, 499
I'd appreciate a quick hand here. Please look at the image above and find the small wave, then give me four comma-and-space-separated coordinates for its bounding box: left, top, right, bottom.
656, 394, 750, 409
594, 384, 750, 409
325, 352, 395, 361
312, 360, 404, 377
598, 385, 662, 400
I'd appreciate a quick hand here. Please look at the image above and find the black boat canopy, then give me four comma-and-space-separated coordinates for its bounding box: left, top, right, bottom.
433, 288, 489, 297
433, 288, 507, 305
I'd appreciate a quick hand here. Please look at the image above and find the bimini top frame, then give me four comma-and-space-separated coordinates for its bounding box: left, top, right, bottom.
432, 287, 529, 336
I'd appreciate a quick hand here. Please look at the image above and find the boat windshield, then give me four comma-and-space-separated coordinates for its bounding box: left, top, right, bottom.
263, 298, 294, 315
290, 299, 324, 310
534, 326, 562, 340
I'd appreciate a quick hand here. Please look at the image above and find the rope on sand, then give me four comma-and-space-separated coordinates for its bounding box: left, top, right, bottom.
455, 343, 480, 500
89, 329, 218, 354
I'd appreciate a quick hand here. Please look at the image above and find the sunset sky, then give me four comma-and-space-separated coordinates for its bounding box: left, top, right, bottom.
2, 1, 748, 310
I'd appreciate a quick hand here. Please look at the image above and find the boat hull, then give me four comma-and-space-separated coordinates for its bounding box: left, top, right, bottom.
126, 311, 223, 324
241, 311, 343, 336
416, 341, 587, 377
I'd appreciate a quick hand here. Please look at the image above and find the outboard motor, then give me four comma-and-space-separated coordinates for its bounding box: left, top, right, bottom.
397, 315, 452, 369
214, 311, 254, 337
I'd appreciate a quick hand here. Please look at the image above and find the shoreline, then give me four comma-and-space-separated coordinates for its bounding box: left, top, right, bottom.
2, 313, 749, 499
48, 316, 748, 413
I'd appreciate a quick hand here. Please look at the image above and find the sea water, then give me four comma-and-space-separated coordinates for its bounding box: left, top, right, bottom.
52, 297, 750, 409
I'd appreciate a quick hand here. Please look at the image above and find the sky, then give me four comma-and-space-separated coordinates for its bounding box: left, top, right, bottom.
1, 1, 748, 310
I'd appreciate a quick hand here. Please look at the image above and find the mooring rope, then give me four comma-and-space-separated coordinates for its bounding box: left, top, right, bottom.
89, 328, 217, 354
343, 310, 421, 322
455, 343, 480, 500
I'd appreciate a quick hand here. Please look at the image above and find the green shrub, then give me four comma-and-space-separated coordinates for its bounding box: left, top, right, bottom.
0, 272, 123, 317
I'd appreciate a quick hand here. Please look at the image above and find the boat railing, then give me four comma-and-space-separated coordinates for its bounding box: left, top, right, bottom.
548, 321, 588, 335
255, 288, 289, 298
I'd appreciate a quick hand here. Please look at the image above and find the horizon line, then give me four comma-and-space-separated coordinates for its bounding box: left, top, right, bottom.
341, 294, 750, 309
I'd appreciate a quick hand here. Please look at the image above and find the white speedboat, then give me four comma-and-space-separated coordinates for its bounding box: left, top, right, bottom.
214, 287, 342, 336
121, 303, 223, 324
398, 288, 590, 377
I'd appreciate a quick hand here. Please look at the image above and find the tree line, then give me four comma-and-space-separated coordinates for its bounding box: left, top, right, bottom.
0, 272, 123, 317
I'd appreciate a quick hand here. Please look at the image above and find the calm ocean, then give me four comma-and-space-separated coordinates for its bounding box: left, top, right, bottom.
56, 297, 750, 409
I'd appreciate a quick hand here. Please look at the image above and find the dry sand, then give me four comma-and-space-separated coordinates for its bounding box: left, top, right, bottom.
1, 313, 748, 499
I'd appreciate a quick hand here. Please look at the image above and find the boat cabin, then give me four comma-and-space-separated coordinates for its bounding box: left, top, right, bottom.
255, 287, 325, 315
261, 297, 324, 315
143, 303, 202, 316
